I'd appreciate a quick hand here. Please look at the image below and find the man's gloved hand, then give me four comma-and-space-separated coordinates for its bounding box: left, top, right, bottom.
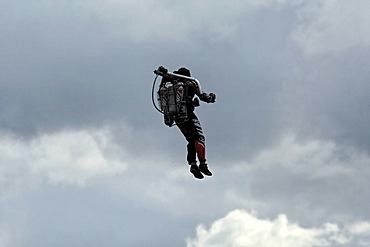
209, 93, 216, 103
154, 66, 168, 75
157, 66, 168, 74
201, 92, 216, 103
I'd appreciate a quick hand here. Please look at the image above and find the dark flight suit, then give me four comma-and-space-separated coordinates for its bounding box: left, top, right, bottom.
175, 80, 215, 165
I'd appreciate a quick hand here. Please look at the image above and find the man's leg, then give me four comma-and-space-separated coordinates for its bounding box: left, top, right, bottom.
177, 121, 204, 179
190, 116, 207, 163
186, 142, 197, 165
178, 123, 196, 164
191, 116, 212, 176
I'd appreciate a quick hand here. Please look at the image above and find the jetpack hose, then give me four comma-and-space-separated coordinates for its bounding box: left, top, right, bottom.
152, 74, 163, 114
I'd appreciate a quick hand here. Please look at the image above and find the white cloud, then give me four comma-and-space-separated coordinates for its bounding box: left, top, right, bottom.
187, 209, 370, 247
347, 222, 370, 235
236, 134, 368, 179
293, 0, 370, 54
29, 129, 126, 185
0, 128, 127, 199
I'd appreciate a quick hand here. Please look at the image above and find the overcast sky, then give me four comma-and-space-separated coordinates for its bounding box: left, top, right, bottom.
1, 0, 370, 246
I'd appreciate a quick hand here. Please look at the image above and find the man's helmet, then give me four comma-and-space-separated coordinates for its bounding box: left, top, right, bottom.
174, 67, 191, 77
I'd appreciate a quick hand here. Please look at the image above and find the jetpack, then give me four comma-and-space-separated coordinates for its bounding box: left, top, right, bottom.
152, 66, 200, 127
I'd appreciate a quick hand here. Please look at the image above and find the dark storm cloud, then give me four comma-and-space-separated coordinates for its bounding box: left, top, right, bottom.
0, 1, 292, 140
0, 1, 168, 136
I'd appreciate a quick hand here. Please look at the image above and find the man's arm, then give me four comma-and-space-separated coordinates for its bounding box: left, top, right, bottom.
193, 80, 216, 103
154, 66, 216, 103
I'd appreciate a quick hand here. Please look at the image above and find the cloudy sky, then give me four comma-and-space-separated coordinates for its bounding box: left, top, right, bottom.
1, 0, 370, 246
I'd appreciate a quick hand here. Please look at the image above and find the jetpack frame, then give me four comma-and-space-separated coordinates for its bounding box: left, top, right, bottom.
152, 67, 201, 127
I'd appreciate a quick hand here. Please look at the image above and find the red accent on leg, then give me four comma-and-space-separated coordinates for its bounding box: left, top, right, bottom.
195, 141, 206, 162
